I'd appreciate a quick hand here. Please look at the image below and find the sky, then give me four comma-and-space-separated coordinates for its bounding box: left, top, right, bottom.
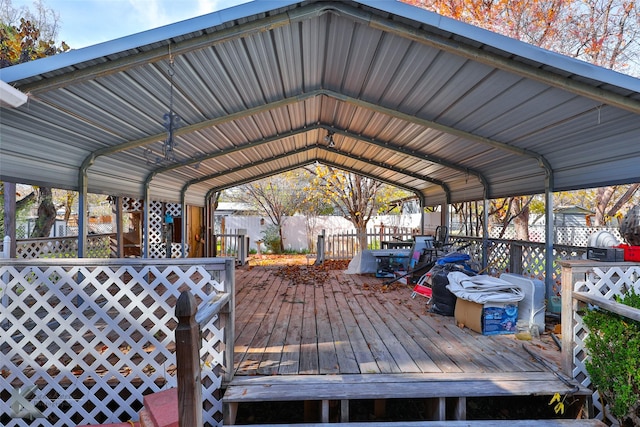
10, 0, 253, 49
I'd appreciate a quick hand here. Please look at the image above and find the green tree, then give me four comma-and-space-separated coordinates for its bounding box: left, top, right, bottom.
304, 165, 385, 250
227, 171, 308, 253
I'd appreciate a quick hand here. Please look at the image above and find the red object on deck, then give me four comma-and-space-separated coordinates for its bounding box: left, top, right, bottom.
412, 284, 432, 299
144, 388, 179, 427
615, 244, 640, 261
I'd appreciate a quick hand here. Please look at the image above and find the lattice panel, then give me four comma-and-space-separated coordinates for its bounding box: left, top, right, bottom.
0, 260, 229, 427
149, 243, 189, 259
572, 265, 640, 426
15, 236, 112, 260
148, 201, 165, 246
520, 245, 546, 279
122, 197, 144, 212
486, 240, 510, 274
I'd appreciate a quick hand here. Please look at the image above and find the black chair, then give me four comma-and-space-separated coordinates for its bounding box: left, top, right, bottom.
424, 225, 454, 262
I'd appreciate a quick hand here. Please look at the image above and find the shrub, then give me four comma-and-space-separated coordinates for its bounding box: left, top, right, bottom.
583, 288, 640, 426
261, 224, 282, 254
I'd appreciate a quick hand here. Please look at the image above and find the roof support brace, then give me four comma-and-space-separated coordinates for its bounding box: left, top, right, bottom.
78, 169, 89, 258
181, 191, 187, 258
544, 172, 555, 296
143, 185, 151, 258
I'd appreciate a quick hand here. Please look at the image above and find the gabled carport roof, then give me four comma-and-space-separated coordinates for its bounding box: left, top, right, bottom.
1, 0, 640, 207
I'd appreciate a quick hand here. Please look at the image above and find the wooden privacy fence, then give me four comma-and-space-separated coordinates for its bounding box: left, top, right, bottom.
559, 260, 640, 426
0, 258, 234, 427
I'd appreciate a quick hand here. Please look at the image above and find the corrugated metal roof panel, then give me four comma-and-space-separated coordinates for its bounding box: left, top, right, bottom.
1, 0, 640, 208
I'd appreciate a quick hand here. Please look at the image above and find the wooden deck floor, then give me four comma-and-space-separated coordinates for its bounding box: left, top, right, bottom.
232, 262, 560, 377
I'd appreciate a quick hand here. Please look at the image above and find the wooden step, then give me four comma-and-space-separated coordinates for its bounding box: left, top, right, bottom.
223, 373, 592, 425
241, 421, 606, 427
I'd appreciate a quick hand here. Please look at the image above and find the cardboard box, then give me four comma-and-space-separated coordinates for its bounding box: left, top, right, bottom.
454, 298, 518, 335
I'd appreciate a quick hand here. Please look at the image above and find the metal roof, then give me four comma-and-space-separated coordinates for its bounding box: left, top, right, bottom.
1, 0, 640, 207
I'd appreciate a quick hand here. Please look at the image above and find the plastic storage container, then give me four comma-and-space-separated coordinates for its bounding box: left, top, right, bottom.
500, 273, 546, 333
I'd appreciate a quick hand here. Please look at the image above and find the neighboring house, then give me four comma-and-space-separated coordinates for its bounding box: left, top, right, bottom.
553, 206, 595, 227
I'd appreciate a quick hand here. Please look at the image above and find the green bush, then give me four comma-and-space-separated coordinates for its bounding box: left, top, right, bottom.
583, 288, 640, 426
261, 224, 282, 254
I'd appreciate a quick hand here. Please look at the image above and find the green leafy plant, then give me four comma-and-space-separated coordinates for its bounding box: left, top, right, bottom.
261, 224, 282, 254
583, 287, 640, 426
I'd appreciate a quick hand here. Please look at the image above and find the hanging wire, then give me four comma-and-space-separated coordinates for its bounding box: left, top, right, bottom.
162, 45, 180, 162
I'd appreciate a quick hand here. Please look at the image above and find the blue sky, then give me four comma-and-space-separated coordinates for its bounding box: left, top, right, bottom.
12, 0, 252, 48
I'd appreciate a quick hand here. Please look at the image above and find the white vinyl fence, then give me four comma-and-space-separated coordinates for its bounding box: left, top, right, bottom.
0, 258, 234, 427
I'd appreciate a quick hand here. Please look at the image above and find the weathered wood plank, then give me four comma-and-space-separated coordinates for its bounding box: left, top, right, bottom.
234, 269, 289, 374
338, 277, 401, 373
574, 291, 640, 321
331, 275, 380, 373
299, 279, 320, 374
229, 420, 605, 427
314, 282, 340, 374
348, 279, 424, 373
223, 377, 589, 401
226, 371, 577, 386
323, 279, 361, 374
256, 279, 297, 375
232, 266, 564, 379
278, 278, 305, 375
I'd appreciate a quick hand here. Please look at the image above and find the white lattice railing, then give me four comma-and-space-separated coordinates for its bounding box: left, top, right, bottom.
15, 234, 114, 259
0, 258, 234, 427
559, 260, 640, 426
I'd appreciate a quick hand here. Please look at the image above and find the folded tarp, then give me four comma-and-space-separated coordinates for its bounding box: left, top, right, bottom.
446, 271, 524, 303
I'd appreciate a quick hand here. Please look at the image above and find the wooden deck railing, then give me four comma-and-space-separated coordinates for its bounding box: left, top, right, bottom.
559, 260, 640, 426
0, 257, 234, 426
175, 286, 233, 427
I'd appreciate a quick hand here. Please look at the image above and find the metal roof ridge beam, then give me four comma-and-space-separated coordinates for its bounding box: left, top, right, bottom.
179, 144, 434, 199
196, 157, 425, 201
365, 6, 640, 115
318, 158, 425, 199
144, 121, 449, 202
140, 117, 460, 184
181, 145, 321, 191
321, 148, 451, 203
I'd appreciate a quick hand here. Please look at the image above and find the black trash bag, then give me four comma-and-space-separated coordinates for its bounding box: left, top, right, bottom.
430, 264, 475, 316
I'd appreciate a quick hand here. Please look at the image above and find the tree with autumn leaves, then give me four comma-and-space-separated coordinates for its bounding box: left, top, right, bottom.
1, 0, 69, 237
404, 0, 640, 236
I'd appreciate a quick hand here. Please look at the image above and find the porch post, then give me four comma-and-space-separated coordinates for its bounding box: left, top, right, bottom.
181, 191, 187, 258
418, 193, 426, 234
143, 185, 151, 258
482, 198, 489, 270
114, 196, 124, 258
78, 170, 89, 258
3, 181, 16, 258
544, 172, 555, 298
204, 192, 210, 257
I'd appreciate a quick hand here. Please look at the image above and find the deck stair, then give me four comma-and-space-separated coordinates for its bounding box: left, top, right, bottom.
223, 373, 595, 425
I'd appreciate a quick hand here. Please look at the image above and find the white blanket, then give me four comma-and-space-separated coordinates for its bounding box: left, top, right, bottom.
446, 271, 524, 303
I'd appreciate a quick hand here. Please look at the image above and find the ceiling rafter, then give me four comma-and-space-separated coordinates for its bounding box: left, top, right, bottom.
179, 144, 446, 198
